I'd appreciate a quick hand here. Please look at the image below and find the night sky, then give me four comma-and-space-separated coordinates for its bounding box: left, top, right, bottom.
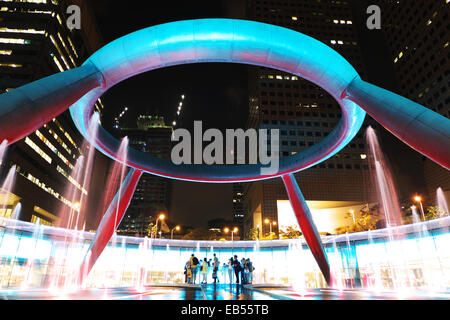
90, 0, 426, 228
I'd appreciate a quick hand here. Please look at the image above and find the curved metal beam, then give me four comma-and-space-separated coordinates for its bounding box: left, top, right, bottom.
0, 62, 103, 145
343, 78, 450, 169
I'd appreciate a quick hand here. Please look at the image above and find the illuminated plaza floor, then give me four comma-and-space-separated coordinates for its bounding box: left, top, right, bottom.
1, 284, 449, 300
0, 284, 275, 300
250, 286, 450, 300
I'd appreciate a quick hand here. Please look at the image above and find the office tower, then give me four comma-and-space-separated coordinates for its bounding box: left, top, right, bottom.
117, 115, 173, 237
242, 0, 374, 237
0, 0, 104, 225
377, 0, 450, 200
231, 183, 246, 236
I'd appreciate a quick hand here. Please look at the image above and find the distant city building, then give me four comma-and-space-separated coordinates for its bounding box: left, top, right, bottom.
242, 0, 374, 238
207, 218, 234, 233
377, 0, 450, 202
232, 183, 245, 221
0, 0, 104, 225
117, 115, 173, 237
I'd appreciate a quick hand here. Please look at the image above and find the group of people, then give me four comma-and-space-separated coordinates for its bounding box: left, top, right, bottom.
184, 254, 255, 285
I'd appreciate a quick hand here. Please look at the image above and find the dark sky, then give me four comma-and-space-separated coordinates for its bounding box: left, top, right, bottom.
91, 0, 248, 228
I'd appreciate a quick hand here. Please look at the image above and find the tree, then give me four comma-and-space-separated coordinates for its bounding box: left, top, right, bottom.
334, 205, 380, 234
279, 226, 302, 239
246, 228, 259, 240
403, 206, 442, 225
146, 222, 157, 238
182, 227, 220, 240
425, 206, 441, 220
261, 232, 276, 240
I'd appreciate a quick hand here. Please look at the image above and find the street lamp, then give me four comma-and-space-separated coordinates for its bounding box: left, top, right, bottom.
224, 227, 238, 241
154, 213, 165, 239
171, 225, 180, 240
413, 195, 425, 221
264, 218, 277, 239
350, 209, 356, 225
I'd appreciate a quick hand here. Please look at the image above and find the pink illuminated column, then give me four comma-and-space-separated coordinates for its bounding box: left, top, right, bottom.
79, 168, 142, 283
281, 174, 331, 286
0, 62, 103, 145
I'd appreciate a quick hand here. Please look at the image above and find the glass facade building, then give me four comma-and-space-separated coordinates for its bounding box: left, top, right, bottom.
0, 0, 104, 226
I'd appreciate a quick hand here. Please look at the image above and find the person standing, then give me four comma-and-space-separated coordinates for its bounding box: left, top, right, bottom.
232, 255, 241, 284
240, 258, 247, 284
247, 259, 254, 284
201, 258, 208, 284
228, 258, 234, 284
186, 261, 192, 284
190, 254, 199, 284
184, 260, 189, 283
212, 254, 220, 284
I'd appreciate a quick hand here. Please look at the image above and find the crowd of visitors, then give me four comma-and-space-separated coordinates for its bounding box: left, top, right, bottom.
184, 254, 255, 285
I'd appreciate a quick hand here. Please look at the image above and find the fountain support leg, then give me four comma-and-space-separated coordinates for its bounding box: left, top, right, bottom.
281, 174, 331, 286
342, 77, 450, 170
79, 168, 142, 284
0, 62, 103, 145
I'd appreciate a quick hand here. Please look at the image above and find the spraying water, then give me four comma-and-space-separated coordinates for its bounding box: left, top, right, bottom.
113, 137, 129, 232
367, 230, 383, 292
95, 136, 129, 231
331, 237, 345, 290
57, 156, 85, 229
0, 140, 7, 166
76, 112, 100, 230
366, 127, 403, 228
437, 187, 449, 217
0, 165, 16, 219
366, 127, 413, 290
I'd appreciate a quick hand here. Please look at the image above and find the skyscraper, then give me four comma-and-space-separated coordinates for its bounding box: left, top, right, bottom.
242, 0, 374, 237
376, 0, 449, 200
0, 0, 104, 225
117, 115, 173, 237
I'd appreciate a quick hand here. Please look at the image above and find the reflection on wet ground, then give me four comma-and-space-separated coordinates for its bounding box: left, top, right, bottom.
0, 284, 274, 300
253, 286, 450, 300
1, 284, 449, 300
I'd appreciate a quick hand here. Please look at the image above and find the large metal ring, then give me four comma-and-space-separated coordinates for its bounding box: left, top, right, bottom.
70, 19, 366, 183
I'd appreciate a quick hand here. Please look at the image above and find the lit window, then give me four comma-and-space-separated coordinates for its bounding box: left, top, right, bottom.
0, 63, 22, 68
25, 137, 52, 164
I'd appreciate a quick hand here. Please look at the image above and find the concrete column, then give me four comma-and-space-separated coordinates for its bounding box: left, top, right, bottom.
281, 174, 331, 286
